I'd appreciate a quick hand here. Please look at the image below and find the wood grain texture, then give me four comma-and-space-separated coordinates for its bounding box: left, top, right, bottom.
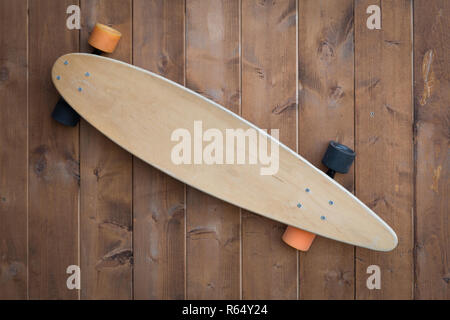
298, 0, 355, 300
79, 0, 132, 300
241, 0, 297, 299
355, 0, 413, 299
28, 0, 79, 299
133, 0, 185, 300
414, 0, 449, 299
185, 0, 241, 299
0, 0, 28, 299
1, 0, 448, 300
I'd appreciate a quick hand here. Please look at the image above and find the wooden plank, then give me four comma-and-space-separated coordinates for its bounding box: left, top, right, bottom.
0, 0, 28, 300
133, 0, 185, 300
298, 0, 355, 300
414, 0, 449, 300
185, 0, 240, 299
28, 0, 79, 299
79, 0, 132, 300
241, 0, 298, 299
355, 0, 413, 299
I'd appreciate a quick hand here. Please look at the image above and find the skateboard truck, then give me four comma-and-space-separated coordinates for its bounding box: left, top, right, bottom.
282, 141, 356, 251
51, 23, 122, 126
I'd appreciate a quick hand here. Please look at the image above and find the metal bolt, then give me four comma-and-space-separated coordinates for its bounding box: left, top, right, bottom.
329, 200, 334, 205
305, 188, 310, 193
297, 203, 302, 208
370, 111, 375, 117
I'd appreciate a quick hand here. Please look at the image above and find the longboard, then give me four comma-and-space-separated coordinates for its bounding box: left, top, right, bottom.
52, 53, 398, 251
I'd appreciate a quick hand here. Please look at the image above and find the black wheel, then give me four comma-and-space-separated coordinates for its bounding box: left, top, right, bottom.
51, 98, 80, 126
322, 141, 355, 178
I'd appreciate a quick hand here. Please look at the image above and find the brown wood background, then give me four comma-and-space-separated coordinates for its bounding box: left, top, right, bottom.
0, 0, 448, 300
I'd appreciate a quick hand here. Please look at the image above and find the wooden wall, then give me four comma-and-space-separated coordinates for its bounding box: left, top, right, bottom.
0, 0, 448, 300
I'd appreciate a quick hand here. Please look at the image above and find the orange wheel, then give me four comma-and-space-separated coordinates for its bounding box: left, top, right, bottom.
88, 23, 122, 53
282, 226, 316, 251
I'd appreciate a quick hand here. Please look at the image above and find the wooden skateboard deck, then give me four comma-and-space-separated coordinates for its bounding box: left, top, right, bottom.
52, 53, 397, 251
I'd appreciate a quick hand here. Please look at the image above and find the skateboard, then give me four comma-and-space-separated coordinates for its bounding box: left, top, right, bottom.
51, 52, 398, 252
51, 23, 122, 126
282, 141, 358, 251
